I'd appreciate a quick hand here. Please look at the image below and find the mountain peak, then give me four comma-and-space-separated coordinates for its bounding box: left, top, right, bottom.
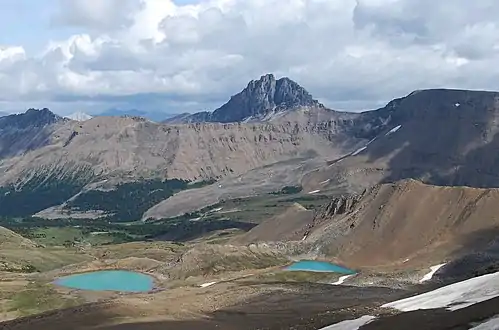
210, 74, 323, 123
0, 108, 61, 129
162, 74, 324, 124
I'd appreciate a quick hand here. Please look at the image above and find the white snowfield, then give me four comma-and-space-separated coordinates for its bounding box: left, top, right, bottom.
331, 275, 354, 285
419, 263, 446, 283
470, 315, 499, 330
317, 315, 376, 330
309, 190, 321, 194
383, 271, 499, 312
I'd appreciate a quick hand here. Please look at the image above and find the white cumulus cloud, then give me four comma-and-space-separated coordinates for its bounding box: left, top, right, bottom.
1, 0, 499, 116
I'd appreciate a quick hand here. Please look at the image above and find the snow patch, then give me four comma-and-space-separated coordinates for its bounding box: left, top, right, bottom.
331, 275, 354, 285
351, 146, 367, 156
318, 315, 376, 330
419, 263, 446, 283
308, 190, 321, 194
403, 258, 410, 263
200, 281, 217, 288
383, 271, 499, 312
385, 125, 402, 136
455, 103, 461, 107
320, 179, 330, 185
470, 315, 499, 329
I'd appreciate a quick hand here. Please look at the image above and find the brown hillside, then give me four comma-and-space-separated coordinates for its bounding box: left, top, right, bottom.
309, 179, 499, 268
232, 203, 314, 244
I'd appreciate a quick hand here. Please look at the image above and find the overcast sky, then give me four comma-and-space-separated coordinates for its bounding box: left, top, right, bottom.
1, 0, 499, 116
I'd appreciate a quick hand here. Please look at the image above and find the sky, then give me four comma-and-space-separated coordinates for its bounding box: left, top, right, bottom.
1, 0, 499, 117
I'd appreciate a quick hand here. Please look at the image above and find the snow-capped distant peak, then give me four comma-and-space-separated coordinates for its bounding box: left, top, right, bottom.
65, 112, 93, 121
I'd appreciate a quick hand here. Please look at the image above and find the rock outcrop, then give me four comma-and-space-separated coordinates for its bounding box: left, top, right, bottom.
316, 191, 366, 218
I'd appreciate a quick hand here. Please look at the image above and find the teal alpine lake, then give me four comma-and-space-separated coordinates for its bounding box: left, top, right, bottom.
285, 260, 356, 274
54, 270, 154, 292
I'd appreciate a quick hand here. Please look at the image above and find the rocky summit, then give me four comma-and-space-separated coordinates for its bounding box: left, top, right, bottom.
164, 73, 324, 123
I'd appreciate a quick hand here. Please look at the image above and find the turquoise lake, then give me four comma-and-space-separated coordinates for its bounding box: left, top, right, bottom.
54, 270, 154, 292
285, 260, 356, 274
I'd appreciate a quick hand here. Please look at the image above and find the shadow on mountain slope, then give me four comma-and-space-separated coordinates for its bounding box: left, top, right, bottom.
362, 89, 499, 188
436, 226, 499, 283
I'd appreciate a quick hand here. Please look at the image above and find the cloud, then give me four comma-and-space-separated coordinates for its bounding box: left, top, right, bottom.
52, 0, 141, 31
3, 0, 499, 115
